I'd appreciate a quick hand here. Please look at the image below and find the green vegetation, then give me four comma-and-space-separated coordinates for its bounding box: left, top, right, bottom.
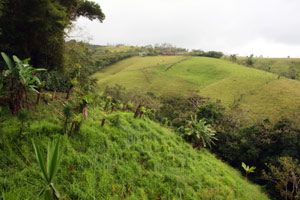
32, 138, 63, 200
262, 157, 300, 200
241, 162, 256, 182
94, 56, 300, 123
0, 2, 298, 199
224, 56, 300, 81
1, 52, 45, 114
0, 103, 269, 199
183, 115, 217, 149
0, 0, 105, 71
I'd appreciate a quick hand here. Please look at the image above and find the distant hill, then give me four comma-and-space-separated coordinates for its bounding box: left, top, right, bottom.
93, 56, 300, 123
227, 56, 300, 81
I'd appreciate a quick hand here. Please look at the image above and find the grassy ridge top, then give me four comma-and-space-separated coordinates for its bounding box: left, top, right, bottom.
0, 107, 268, 199
93, 56, 300, 122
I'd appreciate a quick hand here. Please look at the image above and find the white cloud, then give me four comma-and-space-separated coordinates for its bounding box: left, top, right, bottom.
70, 0, 300, 57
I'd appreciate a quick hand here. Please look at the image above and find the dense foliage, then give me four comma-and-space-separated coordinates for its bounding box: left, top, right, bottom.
0, 0, 105, 71
0, 53, 45, 114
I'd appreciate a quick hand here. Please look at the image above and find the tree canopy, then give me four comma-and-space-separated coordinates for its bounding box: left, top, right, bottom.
0, 0, 105, 71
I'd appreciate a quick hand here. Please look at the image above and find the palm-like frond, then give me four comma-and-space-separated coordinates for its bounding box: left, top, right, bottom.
184, 115, 217, 149
32, 138, 63, 199
1, 52, 14, 70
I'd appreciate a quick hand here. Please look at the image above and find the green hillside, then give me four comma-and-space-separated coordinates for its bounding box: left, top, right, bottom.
93, 56, 300, 122
0, 106, 268, 200
232, 57, 300, 80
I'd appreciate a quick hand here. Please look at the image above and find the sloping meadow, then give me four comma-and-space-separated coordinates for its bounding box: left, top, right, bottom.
94, 56, 300, 123
0, 107, 268, 199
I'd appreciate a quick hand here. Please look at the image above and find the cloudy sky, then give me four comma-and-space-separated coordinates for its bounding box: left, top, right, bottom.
71, 0, 300, 57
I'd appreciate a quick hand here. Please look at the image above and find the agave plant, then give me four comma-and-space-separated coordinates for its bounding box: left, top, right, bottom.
32, 138, 63, 200
184, 115, 217, 149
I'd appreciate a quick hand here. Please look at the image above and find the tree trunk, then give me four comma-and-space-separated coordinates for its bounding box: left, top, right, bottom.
63, 117, 69, 134
24, 89, 29, 108
52, 88, 56, 102
66, 86, 73, 100
134, 104, 142, 118
69, 121, 77, 137
139, 112, 143, 118
101, 118, 106, 127
245, 172, 248, 182
111, 105, 114, 113
11, 85, 24, 115
36, 87, 42, 105
83, 107, 88, 119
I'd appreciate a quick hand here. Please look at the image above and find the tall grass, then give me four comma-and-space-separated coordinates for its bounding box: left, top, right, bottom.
0, 106, 269, 199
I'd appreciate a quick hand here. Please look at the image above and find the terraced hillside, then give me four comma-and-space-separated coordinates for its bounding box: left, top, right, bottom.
93, 56, 300, 122
1, 106, 269, 199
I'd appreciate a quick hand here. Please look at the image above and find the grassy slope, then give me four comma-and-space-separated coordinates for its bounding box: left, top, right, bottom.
93, 56, 300, 122
0, 105, 268, 199
236, 57, 300, 80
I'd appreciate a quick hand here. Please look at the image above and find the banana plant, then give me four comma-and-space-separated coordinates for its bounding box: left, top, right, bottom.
184, 115, 217, 149
242, 162, 256, 182
32, 138, 63, 200
1, 52, 45, 114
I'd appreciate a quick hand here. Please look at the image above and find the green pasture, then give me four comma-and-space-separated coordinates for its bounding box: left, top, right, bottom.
94, 56, 300, 123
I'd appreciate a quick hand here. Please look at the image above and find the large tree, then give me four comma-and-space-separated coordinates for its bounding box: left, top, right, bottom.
0, 0, 105, 71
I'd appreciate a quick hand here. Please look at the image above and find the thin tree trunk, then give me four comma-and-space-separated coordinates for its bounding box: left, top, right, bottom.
101, 118, 106, 127
111, 105, 114, 113
63, 117, 69, 134
83, 107, 88, 119
36, 87, 42, 105
25, 88, 29, 107
69, 121, 77, 136
134, 104, 141, 118
66, 86, 73, 100
139, 112, 143, 118
52, 88, 56, 102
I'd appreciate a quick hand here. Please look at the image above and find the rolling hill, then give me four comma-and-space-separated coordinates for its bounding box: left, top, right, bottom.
93, 56, 300, 123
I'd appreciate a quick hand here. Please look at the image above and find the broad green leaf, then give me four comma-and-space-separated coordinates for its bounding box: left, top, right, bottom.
12, 55, 22, 64
32, 139, 48, 182
249, 166, 256, 172
1, 52, 14, 70
242, 162, 247, 170
48, 139, 61, 183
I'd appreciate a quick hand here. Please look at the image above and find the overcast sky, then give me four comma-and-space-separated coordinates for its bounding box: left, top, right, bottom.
70, 0, 300, 57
